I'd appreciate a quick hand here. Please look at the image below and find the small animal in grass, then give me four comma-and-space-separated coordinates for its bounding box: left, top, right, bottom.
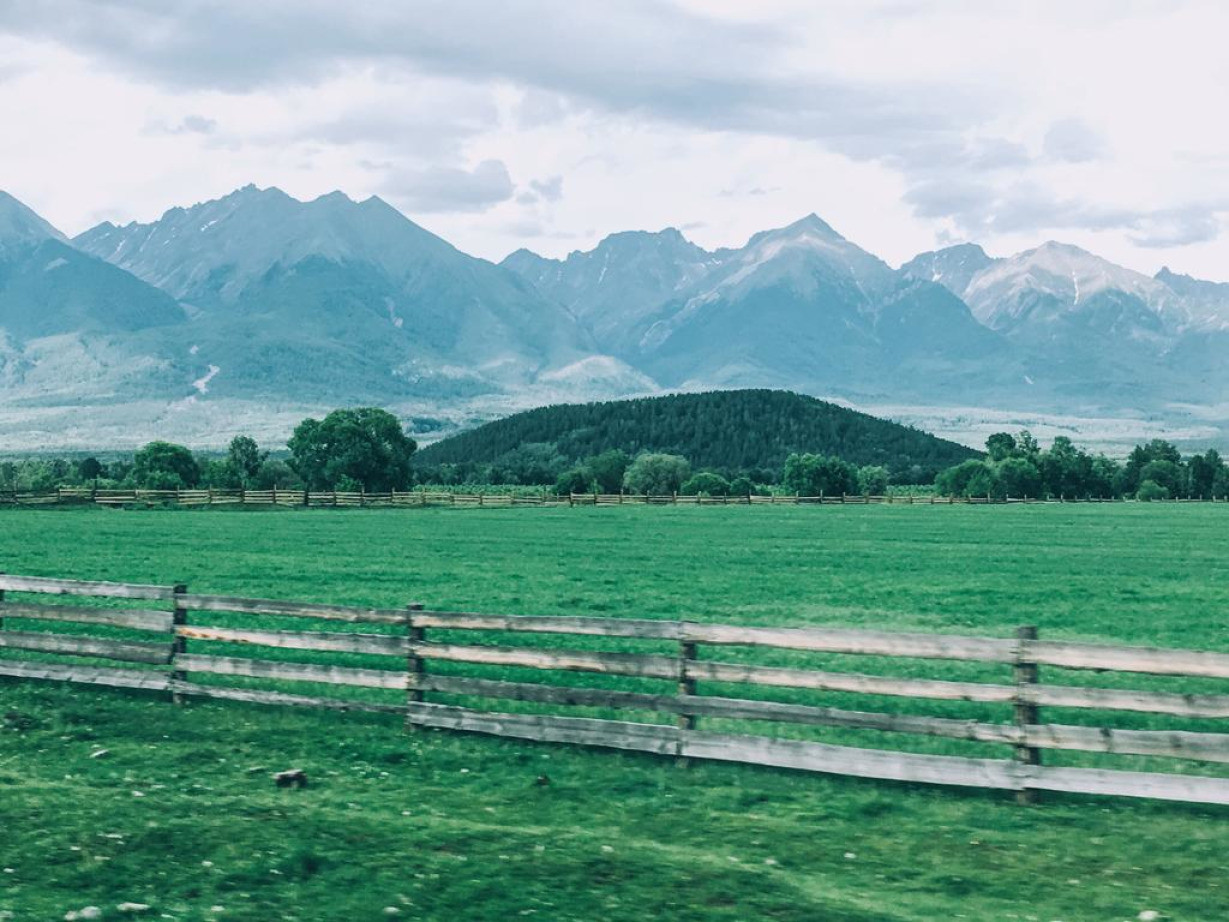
273, 769, 308, 789
535, 774, 551, 787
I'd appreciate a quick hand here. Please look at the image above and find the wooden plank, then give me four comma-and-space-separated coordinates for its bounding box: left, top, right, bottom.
1026, 764, 1229, 805
0, 658, 170, 690
1028, 684, 1229, 718
0, 601, 173, 632
1024, 723, 1229, 763
417, 674, 671, 710
1025, 639, 1229, 679
406, 702, 681, 755
169, 680, 405, 713
681, 731, 1019, 790
0, 631, 173, 664
176, 625, 406, 655
0, 575, 174, 600
174, 653, 406, 689
413, 611, 681, 639
687, 660, 1016, 703
178, 594, 405, 624
684, 623, 1016, 662
412, 642, 679, 679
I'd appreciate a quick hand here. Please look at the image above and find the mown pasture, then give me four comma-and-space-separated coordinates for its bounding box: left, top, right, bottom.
1, 504, 1226, 921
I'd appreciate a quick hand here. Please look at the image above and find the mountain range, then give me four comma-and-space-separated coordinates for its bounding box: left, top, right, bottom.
1, 185, 1226, 451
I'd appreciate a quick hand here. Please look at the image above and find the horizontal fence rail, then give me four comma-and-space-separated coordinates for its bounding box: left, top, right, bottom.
2, 488, 1228, 510
1, 573, 1228, 806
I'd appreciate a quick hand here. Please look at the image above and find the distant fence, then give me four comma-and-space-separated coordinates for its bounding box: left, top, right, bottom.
2, 573, 1228, 805
1, 488, 1226, 509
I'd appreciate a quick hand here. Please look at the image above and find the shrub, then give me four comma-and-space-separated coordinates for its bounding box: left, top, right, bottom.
680, 472, 731, 496
623, 453, 691, 495
1136, 479, 1170, 502
555, 467, 593, 495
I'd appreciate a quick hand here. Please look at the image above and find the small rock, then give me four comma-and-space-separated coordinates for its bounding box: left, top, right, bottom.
65, 908, 102, 921
1138, 913, 1162, 922
273, 769, 308, 789
844, 852, 857, 860
383, 908, 401, 916
117, 903, 152, 913
90, 749, 110, 759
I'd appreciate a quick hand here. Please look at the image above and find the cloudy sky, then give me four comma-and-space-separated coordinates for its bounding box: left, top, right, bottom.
1, 0, 1227, 277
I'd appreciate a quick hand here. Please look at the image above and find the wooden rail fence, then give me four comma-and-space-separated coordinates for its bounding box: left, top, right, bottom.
1, 488, 1226, 509
1, 573, 1228, 805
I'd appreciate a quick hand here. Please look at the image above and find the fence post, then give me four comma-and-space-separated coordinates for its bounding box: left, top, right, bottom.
405, 603, 426, 730
677, 623, 697, 767
170, 583, 189, 705
1013, 625, 1041, 804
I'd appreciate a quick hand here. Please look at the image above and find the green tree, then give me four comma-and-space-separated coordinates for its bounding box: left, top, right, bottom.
728, 475, 755, 497
680, 472, 730, 496
1136, 479, 1170, 502
1213, 466, 1229, 499
288, 408, 417, 491
586, 449, 631, 494
1188, 450, 1224, 499
623, 453, 691, 495
555, 467, 593, 495
227, 436, 266, 487
985, 433, 1017, 463
131, 441, 200, 489
78, 457, 104, 482
782, 453, 858, 496
856, 465, 890, 496
996, 457, 1042, 498
935, 459, 993, 497
1139, 459, 1185, 498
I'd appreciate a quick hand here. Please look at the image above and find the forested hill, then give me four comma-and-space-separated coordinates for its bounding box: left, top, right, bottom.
417, 390, 978, 476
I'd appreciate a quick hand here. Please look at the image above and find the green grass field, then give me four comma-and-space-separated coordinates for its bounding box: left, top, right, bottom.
2, 505, 1227, 921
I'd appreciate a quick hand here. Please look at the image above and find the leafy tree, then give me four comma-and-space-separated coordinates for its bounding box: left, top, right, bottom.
680, 472, 731, 496
288, 408, 416, 491
623, 453, 691, 495
1214, 466, 1229, 499
132, 441, 200, 489
782, 453, 858, 496
555, 467, 593, 495
1136, 479, 1170, 501
227, 436, 266, 487
856, 465, 890, 496
78, 457, 104, 482
1188, 450, 1224, 499
728, 475, 755, 497
996, 457, 1042, 498
985, 433, 1017, 463
1139, 460, 1185, 498
587, 449, 631, 494
936, 459, 993, 497
966, 463, 1004, 499
1123, 439, 1182, 492
252, 459, 302, 490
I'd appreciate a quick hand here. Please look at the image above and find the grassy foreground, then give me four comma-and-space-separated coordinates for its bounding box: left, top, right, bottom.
1, 504, 1227, 921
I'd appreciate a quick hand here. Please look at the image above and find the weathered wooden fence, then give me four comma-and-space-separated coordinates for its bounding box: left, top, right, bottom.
1, 488, 1225, 508
1, 573, 1228, 805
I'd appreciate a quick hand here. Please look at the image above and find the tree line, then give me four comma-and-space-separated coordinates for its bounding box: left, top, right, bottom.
2, 412, 1225, 501
0, 408, 417, 494
933, 432, 1228, 500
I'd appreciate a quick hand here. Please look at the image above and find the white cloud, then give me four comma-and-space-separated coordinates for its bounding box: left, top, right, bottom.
0, 2, 1226, 279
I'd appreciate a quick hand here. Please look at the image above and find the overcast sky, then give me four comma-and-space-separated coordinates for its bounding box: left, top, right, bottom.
2, 0, 1227, 278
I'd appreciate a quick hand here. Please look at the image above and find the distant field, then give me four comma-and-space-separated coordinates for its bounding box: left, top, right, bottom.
2, 505, 1227, 921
